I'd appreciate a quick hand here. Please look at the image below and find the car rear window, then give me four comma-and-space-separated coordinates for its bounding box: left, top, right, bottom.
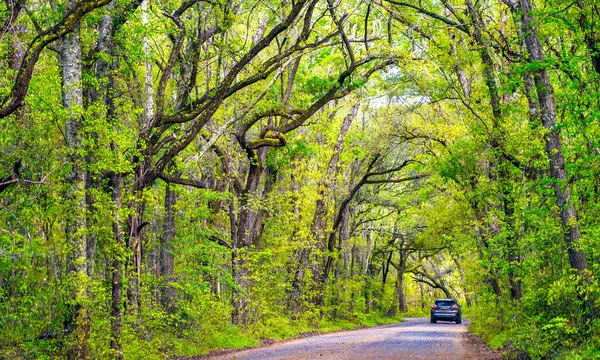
435, 301, 456, 306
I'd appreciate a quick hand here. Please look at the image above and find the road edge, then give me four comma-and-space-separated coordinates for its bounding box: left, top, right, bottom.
174, 320, 405, 360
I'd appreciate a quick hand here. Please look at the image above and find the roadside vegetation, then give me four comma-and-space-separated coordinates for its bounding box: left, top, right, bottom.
1, 0, 600, 358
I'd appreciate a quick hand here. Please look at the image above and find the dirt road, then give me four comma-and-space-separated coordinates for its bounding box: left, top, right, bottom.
205, 318, 500, 360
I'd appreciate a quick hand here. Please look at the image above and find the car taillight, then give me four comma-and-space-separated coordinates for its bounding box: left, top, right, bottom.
451, 305, 459, 310
431, 304, 438, 309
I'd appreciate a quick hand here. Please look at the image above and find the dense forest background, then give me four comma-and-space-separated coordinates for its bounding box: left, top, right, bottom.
1, 0, 600, 358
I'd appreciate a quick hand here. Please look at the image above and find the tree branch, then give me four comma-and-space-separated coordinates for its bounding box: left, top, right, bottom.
0, 160, 22, 194
0, 0, 111, 118
364, 174, 428, 184
383, 0, 470, 34
159, 173, 207, 188
327, 0, 355, 64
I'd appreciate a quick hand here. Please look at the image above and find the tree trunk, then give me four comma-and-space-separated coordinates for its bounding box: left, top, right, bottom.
231, 246, 249, 324
127, 180, 145, 311
382, 251, 393, 285
59, 6, 89, 356
396, 258, 407, 313
308, 107, 358, 307
452, 258, 471, 306
285, 106, 358, 312
84, 0, 116, 279
110, 172, 124, 360
467, 0, 524, 301
465, 0, 501, 123
142, 0, 154, 124
419, 280, 424, 310
160, 183, 176, 313
520, 0, 588, 275
503, 189, 521, 301
469, 193, 503, 298
91, 4, 121, 355
310, 105, 358, 297
126, 0, 155, 311
232, 147, 268, 325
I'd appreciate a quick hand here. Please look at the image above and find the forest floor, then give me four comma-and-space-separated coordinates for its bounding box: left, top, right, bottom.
183, 318, 502, 359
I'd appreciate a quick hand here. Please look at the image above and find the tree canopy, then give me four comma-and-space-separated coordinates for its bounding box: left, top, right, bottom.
2, 0, 600, 358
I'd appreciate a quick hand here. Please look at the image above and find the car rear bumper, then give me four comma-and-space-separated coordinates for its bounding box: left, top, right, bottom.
431, 312, 460, 320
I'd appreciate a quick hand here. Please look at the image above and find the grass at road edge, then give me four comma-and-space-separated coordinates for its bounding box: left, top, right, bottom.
177, 313, 404, 358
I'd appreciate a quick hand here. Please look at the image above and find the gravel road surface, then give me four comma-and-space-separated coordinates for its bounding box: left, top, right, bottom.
205, 318, 500, 360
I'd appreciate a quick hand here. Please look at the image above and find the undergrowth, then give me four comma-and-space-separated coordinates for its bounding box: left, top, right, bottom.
175, 312, 404, 358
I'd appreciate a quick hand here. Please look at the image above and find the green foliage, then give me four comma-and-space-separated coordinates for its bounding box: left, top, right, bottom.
301, 75, 338, 100
3, 0, 600, 358
265, 139, 315, 171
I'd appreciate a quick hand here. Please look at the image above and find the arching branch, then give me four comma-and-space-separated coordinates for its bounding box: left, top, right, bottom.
158, 173, 207, 189
383, 0, 470, 34
0, 0, 111, 118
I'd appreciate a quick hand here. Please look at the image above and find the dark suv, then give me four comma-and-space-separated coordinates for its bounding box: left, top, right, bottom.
430, 299, 461, 324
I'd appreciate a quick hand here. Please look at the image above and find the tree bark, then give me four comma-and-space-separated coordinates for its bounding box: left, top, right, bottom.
126, 0, 154, 311
503, 187, 521, 301
467, 0, 523, 301
126, 179, 145, 311
453, 258, 472, 306
160, 183, 176, 313
59, 5, 89, 356
306, 105, 358, 307
519, 0, 588, 275
465, 0, 501, 123
110, 172, 124, 360
396, 258, 407, 313
231, 147, 269, 325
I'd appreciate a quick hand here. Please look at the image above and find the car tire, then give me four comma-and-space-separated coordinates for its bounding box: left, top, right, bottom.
456, 317, 461, 324
430, 317, 436, 324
